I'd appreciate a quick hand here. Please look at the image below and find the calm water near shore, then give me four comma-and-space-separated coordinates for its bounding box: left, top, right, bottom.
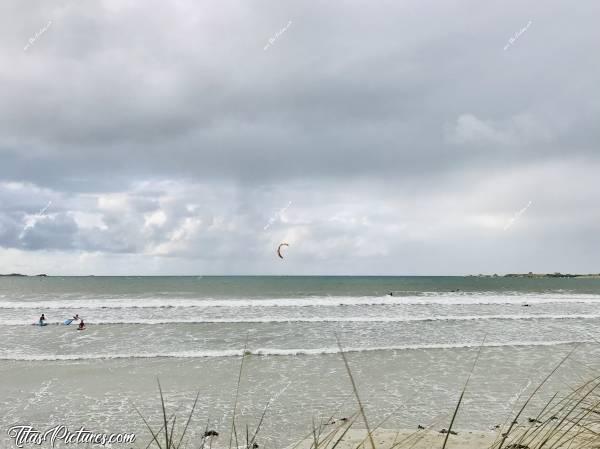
2, 276, 600, 447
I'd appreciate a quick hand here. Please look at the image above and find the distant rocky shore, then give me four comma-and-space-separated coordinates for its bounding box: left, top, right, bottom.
468, 272, 600, 279
0, 273, 47, 277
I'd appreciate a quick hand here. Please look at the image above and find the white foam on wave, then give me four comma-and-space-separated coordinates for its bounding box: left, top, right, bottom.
3, 313, 600, 326
0, 340, 591, 361
2, 293, 600, 310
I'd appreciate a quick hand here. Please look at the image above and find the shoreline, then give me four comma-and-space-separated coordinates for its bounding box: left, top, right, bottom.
2, 273, 600, 278
291, 428, 500, 449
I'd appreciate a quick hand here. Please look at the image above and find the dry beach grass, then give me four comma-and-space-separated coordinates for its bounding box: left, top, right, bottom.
137, 342, 600, 449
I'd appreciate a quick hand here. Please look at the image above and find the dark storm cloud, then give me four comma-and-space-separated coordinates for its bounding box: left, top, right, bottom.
0, 0, 599, 273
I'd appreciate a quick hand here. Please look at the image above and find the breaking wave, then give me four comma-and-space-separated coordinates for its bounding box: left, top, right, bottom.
0, 340, 590, 361
2, 293, 600, 310
7, 313, 600, 326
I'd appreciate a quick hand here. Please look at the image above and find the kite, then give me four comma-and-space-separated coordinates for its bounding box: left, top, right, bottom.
277, 243, 289, 259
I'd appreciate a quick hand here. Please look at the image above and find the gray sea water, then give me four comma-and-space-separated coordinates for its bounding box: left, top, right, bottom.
1, 276, 600, 448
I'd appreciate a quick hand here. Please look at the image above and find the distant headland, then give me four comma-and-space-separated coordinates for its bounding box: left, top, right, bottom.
467, 272, 600, 279
0, 273, 48, 277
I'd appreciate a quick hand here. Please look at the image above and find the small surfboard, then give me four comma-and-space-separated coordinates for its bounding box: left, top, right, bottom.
64, 319, 74, 325
77, 327, 86, 331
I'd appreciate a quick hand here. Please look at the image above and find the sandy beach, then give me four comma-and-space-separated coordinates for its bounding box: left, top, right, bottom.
291, 425, 595, 449
291, 429, 499, 449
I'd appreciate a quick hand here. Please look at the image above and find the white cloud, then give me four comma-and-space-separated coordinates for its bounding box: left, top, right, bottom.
144, 210, 167, 228
446, 113, 554, 147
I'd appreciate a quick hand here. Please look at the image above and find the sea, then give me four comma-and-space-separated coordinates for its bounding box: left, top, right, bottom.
1, 276, 599, 448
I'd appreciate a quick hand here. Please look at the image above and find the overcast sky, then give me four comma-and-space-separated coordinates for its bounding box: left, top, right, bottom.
0, 0, 598, 275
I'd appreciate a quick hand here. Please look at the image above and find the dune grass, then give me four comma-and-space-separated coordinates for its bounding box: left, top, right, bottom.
137, 343, 600, 449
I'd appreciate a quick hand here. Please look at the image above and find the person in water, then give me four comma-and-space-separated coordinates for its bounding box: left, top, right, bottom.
39, 314, 46, 325
73, 314, 80, 321
78, 319, 85, 330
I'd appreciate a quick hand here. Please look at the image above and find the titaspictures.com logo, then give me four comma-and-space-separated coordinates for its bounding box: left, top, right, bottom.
7, 425, 136, 447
